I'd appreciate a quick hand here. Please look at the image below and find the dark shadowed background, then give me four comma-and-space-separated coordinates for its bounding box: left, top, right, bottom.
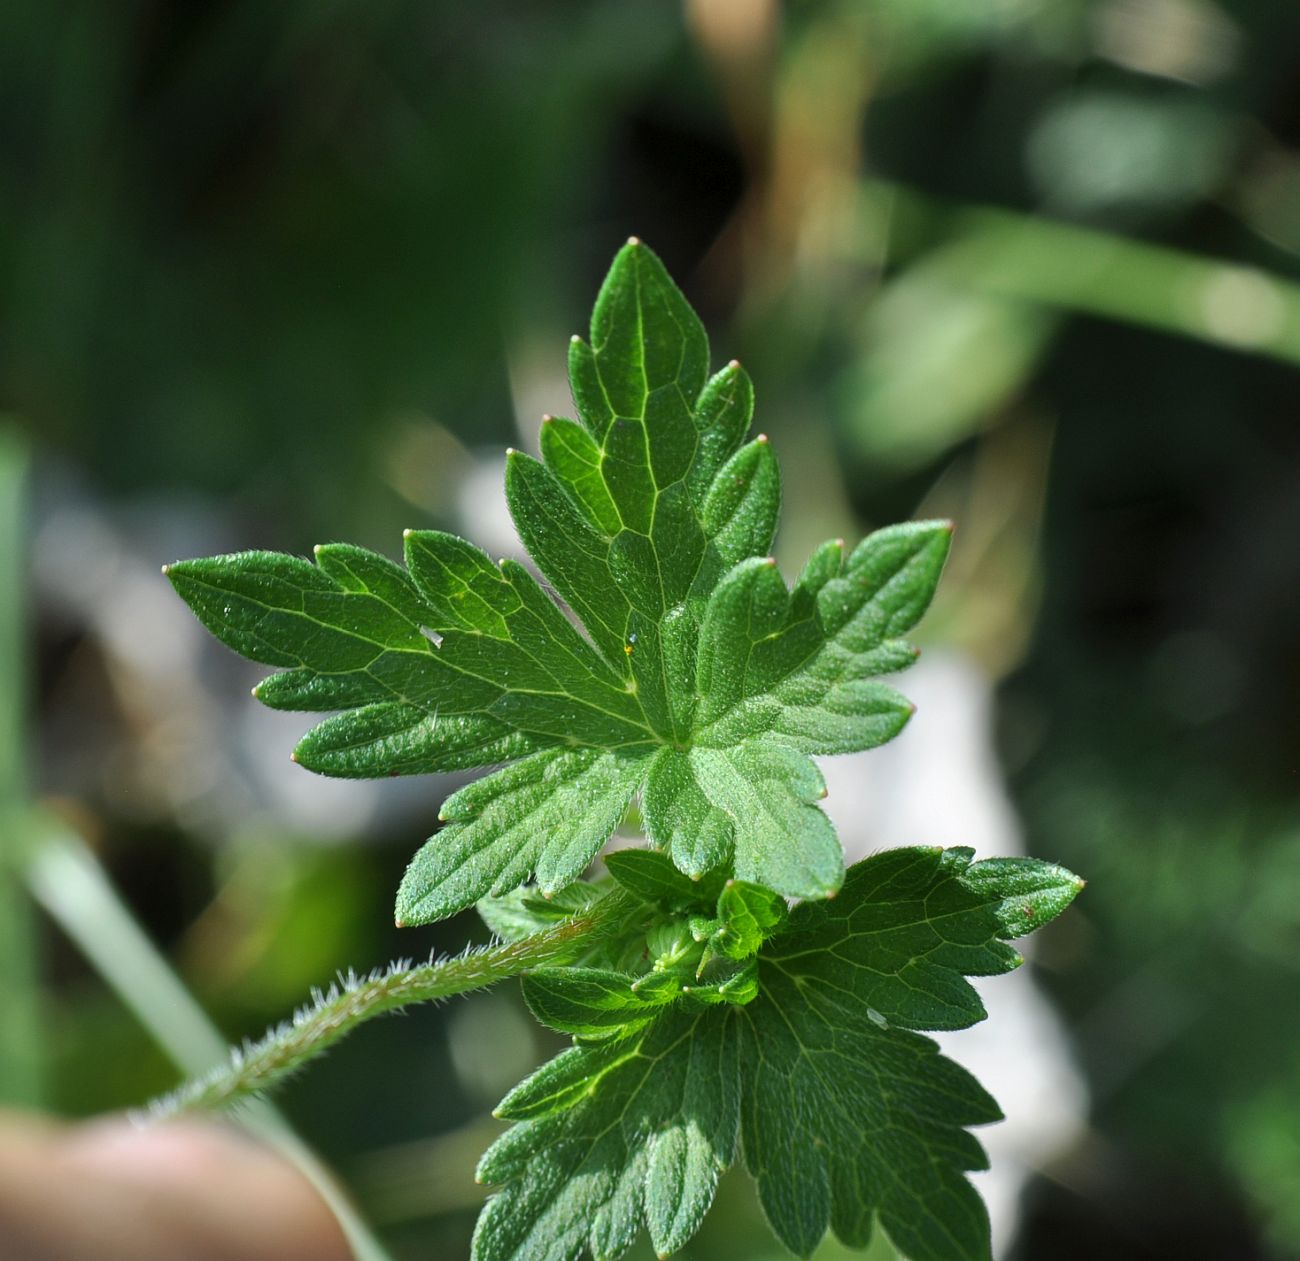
2, 2, 1299, 1258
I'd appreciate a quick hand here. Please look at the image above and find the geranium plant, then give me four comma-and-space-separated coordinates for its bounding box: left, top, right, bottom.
160, 240, 1082, 1261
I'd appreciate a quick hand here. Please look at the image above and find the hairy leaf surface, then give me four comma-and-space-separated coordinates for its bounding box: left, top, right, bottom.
167, 241, 950, 923
475, 847, 1083, 1261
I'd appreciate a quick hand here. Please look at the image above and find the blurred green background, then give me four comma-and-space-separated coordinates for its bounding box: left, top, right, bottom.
2, 1, 1299, 1258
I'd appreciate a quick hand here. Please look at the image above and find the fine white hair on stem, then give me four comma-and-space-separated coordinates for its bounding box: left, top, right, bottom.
146, 889, 635, 1121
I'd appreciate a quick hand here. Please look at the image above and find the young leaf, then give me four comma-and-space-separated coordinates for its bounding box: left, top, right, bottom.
477, 883, 611, 943
712, 879, 786, 959
166, 240, 951, 924
476, 888, 562, 943
602, 848, 727, 909
476, 846, 1083, 1261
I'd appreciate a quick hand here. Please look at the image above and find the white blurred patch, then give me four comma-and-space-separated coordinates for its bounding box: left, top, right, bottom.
455, 452, 523, 565
1091, 0, 1239, 85
447, 991, 539, 1107
1197, 265, 1286, 351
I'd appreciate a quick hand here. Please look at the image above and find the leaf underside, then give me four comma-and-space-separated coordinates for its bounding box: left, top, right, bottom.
165, 240, 953, 924
477, 847, 1084, 1261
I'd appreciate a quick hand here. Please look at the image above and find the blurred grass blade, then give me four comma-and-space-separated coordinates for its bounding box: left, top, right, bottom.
26, 825, 228, 1072
0, 425, 41, 1107
25, 819, 396, 1261
887, 184, 1300, 367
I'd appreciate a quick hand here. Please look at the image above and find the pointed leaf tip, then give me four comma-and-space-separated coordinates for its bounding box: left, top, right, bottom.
960, 854, 1084, 939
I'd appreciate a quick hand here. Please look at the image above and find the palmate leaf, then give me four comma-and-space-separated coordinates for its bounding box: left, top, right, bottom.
165, 240, 951, 924
475, 847, 1084, 1261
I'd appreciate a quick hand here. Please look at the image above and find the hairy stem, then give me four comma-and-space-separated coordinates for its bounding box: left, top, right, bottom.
151, 889, 637, 1119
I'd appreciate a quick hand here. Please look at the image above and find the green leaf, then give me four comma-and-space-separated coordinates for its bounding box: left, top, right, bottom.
476, 888, 559, 943
523, 967, 674, 1040
712, 880, 786, 960
163, 239, 1085, 1261
395, 748, 648, 925
959, 856, 1086, 938
691, 436, 780, 598
643, 740, 843, 898
477, 1005, 739, 1261
693, 521, 953, 753
477, 846, 1083, 1261
736, 846, 1084, 1261
293, 704, 534, 778
476, 881, 613, 943
602, 848, 726, 910
168, 240, 952, 922
493, 1036, 642, 1123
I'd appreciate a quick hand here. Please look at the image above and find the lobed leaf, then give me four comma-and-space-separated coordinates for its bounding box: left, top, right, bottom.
477, 1006, 740, 1261
293, 704, 534, 778
167, 240, 952, 921
166, 239, 1084, 1261
476, 882, 612, 943
694, 520, 953, 753
959, 856, 1085, 938
476, 846, 1083, 1261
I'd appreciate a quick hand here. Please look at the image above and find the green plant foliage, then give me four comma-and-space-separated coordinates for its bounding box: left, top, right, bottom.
165, 240, 951, 924
478, 847, 1082, 1261
165, 241, 1084, 1261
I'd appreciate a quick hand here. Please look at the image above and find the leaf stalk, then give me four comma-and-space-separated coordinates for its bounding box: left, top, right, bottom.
150, 889, 636, 1119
